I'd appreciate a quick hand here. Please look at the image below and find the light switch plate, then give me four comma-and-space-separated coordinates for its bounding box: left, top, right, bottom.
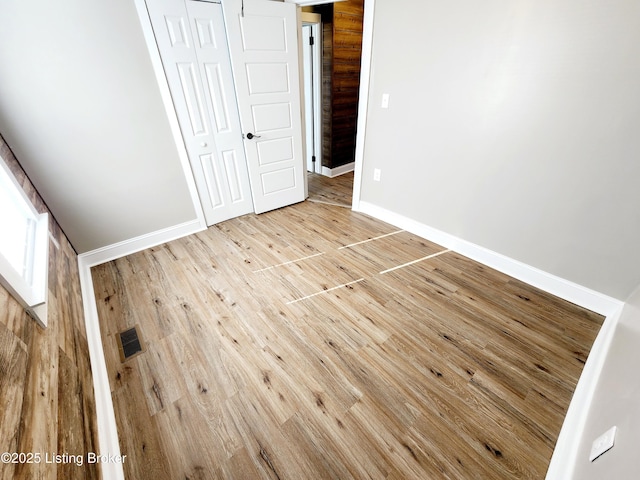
381, 93, 390, 108
589, 426, 617, 462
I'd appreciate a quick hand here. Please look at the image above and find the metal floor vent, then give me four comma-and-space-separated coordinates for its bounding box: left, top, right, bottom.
117, 326, 144, 362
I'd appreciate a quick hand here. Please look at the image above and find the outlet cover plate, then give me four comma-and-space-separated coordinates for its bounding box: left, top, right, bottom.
589, 426, 617, 462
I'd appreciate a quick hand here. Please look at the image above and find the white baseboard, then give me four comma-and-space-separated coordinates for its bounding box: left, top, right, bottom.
79, 218, 205, 268
77, 217, 206, 480
356, 201, 621, 317
321, 162, 355, 178
77, 260, 124, 480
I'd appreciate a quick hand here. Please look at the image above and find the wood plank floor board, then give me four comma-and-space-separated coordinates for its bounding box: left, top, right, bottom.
91, 175, 604, 479
155, 396, 230, 479
225, 391, 321, 480
261, 334, 363, 414
469, 369, 559, 453
255, 251, 369, 303
288, 292, 391, 348
219, 447, 267, 480
280, 411, 362, 480
15, 328, 59, 480
57, 348, 99, 480
0, 321, 29, 479
431, 253, 596, 343
398, 254, 592, 372
446, 277, 594, 378
365, 274, 492, 357
352, 282, 572, 462
407, 412, 498, 480
307, 172, 353, 207
110, 371, 172, 479
346, 396, 443, 479
135, 334, 187, 416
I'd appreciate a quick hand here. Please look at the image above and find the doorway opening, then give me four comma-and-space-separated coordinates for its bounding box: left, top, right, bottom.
307, 171, 354, 207
300, 2, 364, 206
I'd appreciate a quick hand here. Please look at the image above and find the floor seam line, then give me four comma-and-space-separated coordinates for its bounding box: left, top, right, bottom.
379, 249, 451, 274
285, 278, 365, 304
253, 252, 325, 273
338, 230, 405, 250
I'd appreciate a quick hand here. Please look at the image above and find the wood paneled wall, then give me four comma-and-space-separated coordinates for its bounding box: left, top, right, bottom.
0, 135, 99, 480
319, 0, 364, 170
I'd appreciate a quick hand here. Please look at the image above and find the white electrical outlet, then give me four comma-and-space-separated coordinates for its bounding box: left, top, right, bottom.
373, 168, 381, 181
589, 426, 617, 462
381, 93, 390, 109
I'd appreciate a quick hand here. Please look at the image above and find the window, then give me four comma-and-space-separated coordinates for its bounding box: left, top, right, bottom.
0, 155, 49, 327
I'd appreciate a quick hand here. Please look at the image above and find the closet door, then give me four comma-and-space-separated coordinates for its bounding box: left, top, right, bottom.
147, 0, 253, 225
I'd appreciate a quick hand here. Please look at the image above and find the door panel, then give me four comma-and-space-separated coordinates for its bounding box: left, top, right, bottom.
147, 0, 253, 225
262, 168, 296, 195
203, 64, 230, 132
240, 16, 287, 51
177, 63, 209, 136
222, 150, 243, 202
252, 103, 292, 133
245, 64, 290, 94
200, 153, 223, 208
224, 0, 306, 214
257, 138, 294, 166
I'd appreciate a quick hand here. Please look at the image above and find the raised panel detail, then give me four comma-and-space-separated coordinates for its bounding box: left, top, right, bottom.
256, 138, 293, 166
150, 0, 254, 225
252, 103, 291, 133
177, 63, 208, 136
194, 17, 217, 49
203, 63, 230, 133
222, 151, 243, 203
261, 167, 295, 195
165, 15, 189, 48
240, 16, 286, 51
246, 64, 289, 94
200, 153, 223, 208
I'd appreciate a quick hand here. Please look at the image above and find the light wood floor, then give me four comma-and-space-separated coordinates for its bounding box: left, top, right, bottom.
307, 171, 353, 207
92, 190, 603, 479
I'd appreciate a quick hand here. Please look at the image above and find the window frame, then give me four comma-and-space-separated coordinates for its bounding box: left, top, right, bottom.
0, 155, 49, 327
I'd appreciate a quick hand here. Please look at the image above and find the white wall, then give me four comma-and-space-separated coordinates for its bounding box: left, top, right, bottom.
0, 0, 198, 253
360, 0, 640, 300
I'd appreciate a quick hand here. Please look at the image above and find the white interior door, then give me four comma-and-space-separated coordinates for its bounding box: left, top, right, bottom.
223, 0, 306, 214
147, 0, 254, 225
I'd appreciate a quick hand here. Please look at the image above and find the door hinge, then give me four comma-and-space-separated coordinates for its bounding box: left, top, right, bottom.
309, 36, 315, 46
312, 155, 316, 163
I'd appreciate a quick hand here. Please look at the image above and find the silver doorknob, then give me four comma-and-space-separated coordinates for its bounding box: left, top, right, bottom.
201, 142, 207, 147
245, 132, 261, 140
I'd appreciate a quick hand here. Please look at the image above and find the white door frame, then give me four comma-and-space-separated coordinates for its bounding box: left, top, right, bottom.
301, 13, 322, 174
352, 0, 375, 211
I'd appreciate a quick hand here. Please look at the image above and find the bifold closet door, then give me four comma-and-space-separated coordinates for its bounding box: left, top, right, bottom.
147, 0, 253, 225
